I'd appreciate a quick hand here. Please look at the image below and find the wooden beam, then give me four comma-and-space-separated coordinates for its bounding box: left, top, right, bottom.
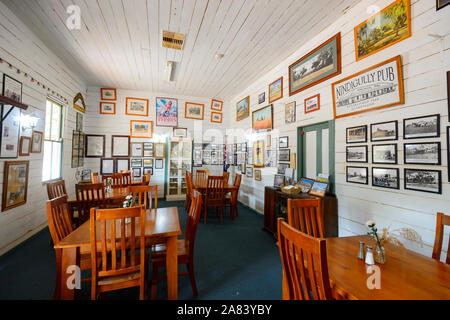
0, 95, 29, 110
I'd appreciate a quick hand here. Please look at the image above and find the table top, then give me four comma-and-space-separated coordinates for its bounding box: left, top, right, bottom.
327, 235, 450, 300
55, 207, 181, 249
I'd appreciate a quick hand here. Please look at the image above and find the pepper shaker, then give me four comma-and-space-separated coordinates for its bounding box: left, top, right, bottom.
358, 241, 365, 260
365, 245, 375, 265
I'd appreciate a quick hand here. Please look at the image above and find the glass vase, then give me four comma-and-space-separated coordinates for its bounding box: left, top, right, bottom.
375, 244, 386, 264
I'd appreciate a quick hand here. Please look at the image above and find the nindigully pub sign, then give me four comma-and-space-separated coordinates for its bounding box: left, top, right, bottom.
332, 55, 405, 119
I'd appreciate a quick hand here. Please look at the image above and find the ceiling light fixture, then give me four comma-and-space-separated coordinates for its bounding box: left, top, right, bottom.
166, 61, 174, 82
215, 53, 224, 60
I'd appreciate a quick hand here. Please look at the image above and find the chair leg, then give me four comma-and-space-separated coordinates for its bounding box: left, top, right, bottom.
187, 262, 198, 296
220, 206, 223, 224
151, 264, 158, 300
204, 204, 207, 224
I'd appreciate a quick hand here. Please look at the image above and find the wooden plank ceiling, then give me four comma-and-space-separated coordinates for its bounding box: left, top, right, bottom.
1, 0, 359, 100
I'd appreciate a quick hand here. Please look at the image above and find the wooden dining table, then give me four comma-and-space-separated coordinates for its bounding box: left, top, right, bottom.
283, 235, 450, 300
192, 181, 239, 220
67, 187, 131, 206
54, 207, 181, 300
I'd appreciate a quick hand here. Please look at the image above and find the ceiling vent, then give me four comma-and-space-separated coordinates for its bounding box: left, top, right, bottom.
162, 31, 185, 50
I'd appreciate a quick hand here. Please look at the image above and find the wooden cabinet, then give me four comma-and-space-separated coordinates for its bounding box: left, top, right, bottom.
263, 186, 338, 239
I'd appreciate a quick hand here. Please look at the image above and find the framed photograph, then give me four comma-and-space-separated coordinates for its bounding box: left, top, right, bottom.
289, 33, 341, 96
448, 127, 450, 182
130, 120, 153, 139
185, 102, 204, 120
298, 178, 315, 192
131, 158, 143, 168
101, 88, 117, 100
277, 163, 290, 175
211, 112, 223, 123
173, 127, 187, 137
116, 158, 130, 173
333, 56, 404, 119
305, 94, 320, 114
372, 144, 397, 164
211, 99, 223, 111
265, 150, 276, 168
404, 142, 441, 165
31, 131, 43, 153
346, 166, 368, 185
155, 159, 164, 169
111, 135, 130, 157
253, 140, 264, 168
2, 161, 29, 212
126, 97, 149, 116
279, 136, 289, 148
346, 145, 368, 163
143, 167, 153, 176
310, 181, 329, 197
284, 168, 295, 185
154, 143, 166, 159
246, 167, 253, 178
269, 77, 283, 103
130, 142, 144, 157
19, 137, 31, 156
372, 167, 400, 190
371, 121, 398, 142
3, 74, 22, 102
156, 97, 178, 127
405, 169, 441, 194
143, 158, 153, 167
346, 125, 367, 144
236, 96, 250, 121
355, 0, 411, 61
254, 169, 262, 181
403, 114, 440, 139
81, 169, 92, 181
133, 168, 142, 178
76, 112, 83, 131
252, 104, 273, 132
278, 149, 291, 162
447, 71, 450, 117
274, 174, 285, 188
285, 102, 296, 124
101, 158, 115, 175
437, 0, 450, 10
258, 92, 265, 104
100, 102, 116, 115
0, 105, 21, 158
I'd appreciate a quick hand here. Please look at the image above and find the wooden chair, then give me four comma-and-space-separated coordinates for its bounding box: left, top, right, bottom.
203, 176, 225, 224
141, 171, 151, 185
90, 206, 148, 300
91, 172, 100, 184
47, 180, 67, 200
122, 172, 132, 187
151, 191, 203, 299
277, 218, 332, 300
432, 212, 450, 264
111, 173, 123, 188
75, 183, 107, 227
195, 170, 208, 187
184, 171, 193, 212
129, 185, 158, 210
223, 171, 230, 185
225, 173, 241, 218
287, 198, 325, 238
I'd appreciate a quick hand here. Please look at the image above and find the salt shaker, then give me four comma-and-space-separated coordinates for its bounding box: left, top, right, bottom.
358, 241, 365, 260
365, 245, 375, 265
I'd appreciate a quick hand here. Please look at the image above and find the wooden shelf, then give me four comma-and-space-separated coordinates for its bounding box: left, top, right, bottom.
0, 95, 29, 110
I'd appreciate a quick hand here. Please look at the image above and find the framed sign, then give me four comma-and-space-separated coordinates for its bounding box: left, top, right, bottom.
111, 135, 130, 157
0, 105, 21, 158
185, 102, 204, 120
332, 55, 405, 119
130, 120, 152, 139
2, 161, 29, 212
19, 137, 31, 156
130, 142, 144, 157
31, 131, 43, 153
100, 102, 116, 115
211, 99, 223, 111
269, 77, 283, 103
85, 134, 105, 158
101, 88, 117, 100
126, 97, 149, 116
156, 97, 178, 127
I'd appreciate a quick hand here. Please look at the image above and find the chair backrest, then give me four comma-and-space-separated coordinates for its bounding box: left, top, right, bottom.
223, 172, 230, 185
233, 173, 242, 188
432, 212, 450, 264
185, 191, 203, 258
195, 170, 208, 187
75, 183, 107, 225
277, 218, 332, 300
46, 195, 73, 244
47, 180, 67, 200
142, 171, 151, 185
122, 172, 132, 187
287, 198, 325, 238
129, 185, 158, 210
185, 171, 193, 195
111, 173, 123, 188
91, 172, 100, 184
90, 206, 146, 283
205, 176, 224, 201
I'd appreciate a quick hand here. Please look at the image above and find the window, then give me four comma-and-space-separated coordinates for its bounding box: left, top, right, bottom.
42, 99, 64, 182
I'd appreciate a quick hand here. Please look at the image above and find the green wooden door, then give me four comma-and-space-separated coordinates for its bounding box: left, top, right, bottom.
297, 120, 335, 193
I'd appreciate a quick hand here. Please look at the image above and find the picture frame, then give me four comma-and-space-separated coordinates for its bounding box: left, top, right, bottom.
403, 114, 440, 139
154, 143, 166, 159
131, 158, 143, 168
143, 167, 153, 176
81, 169, 92, 181
143, 158, 153, 167
371, 121, 398, 142
76, 112, 83, 131
258, 92, 265, 104
354, 0, 411, 61
437, 0, 450, 10
346, 125, 367, 144
0, 105, 21, 158
253, 140, 264, 168
73, 92, 86, 113
372, 144, 397, 164
111, 135, 130, 157
372, 167, 400, 190
404, 169, 442, 194
130, 142, 144, 157
289, 33, 341, 96
298, 178, 315, 192
346, 166, 368, 185
156, 97, 178, 127
19, 137, 31, 156
274, 174, 285, 188
246, 166, 253, 178
130, 120, 153, 139
71, 131, 84, 168
254, 169, 262, 181
346, 145, 368, 163
277, 163, 290, 175
304, 94, 320, 114
211, 99, 223, 111
133, 168, 142, 178
211, 112, 223, 123
285, 102, 296, 124
101, 88, 117, 101
173, 127, 187, 138
126, 97, 149, 116
100, 102, 116, 115
3, 74, 22, 102
404, 142, 441, 165
185, 102, 204, 120
115, 158, 130, 173
31, 131, 43, 153
2, 161, 29, 212
278, 149, 291, 162
236, 96, 250, 121
447, 71, 450, 117
284, 168, 295, 185
279, 136, 289, 148
310, 181, 329, 197
269, 77, 283, 103
447, 127, 450, 182
155, 159, 164, 169
100, 158, 115, 175
252, 104, 273, 132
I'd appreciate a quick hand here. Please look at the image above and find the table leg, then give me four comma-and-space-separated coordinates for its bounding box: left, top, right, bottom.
59, 247, 77, 300
166, 236, 178, 300
231, 189, 237, 220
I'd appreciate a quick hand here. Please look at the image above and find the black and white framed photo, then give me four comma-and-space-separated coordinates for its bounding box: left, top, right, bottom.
130, 142, 144, 157
346, 125, 367, 144
277, 162, 290, 175
370, 121, 398, 142
346, 145, 368, 163
155, 159, 164, 169
258, 92, 265, 104
274, 174, 285, 188
133, 168, 142, 178
372, 167, 399, 190
143, 158, 153, 167
403, 114, 440, 139
115, 158, 130, 173
404, 169, 441, 194
3, 74, 22, 102
131, 158, 142, 168
346, 166, 368, 185
278, 149, 290, 162
279, 136, 289, 148
372, 144, 397, 164
85, 134, 105, 158
404, 142, 441, 165
112, 135, 130, 157
0, 106, 21, 158
100, 158, 115, 175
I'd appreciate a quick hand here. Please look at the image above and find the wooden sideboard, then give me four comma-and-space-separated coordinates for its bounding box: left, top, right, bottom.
263, 186, 338, 239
